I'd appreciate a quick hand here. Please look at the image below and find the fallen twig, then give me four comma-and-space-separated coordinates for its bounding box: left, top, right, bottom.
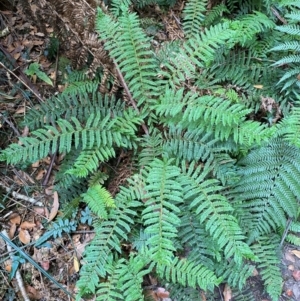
0, 113, 21, 136
0, 181, 43, 206
1, 230, 30, 301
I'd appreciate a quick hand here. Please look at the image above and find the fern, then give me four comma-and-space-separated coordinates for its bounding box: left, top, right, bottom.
142, 158, 183, 264
156, 256, 221, 292
233, 138, 300, 243
81, 184, 116, 220
1, 113, 140, 164
251, 235, 282, 301
4, 1, 300, 300
182, 0, 207, 38
96, 6, 161, 107
180, 161, 254, 264
76, 184, 142, 297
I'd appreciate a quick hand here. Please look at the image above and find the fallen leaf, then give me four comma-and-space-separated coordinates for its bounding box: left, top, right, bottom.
223, 284, 232, 301
48, 191, 59, 221
19, 229, 31, 244
26, 285, 42, 300
20, 221, 36, 229
9, 213, 21, 225
285, 251, 296, 262
292, 270, 300, 281
74, 256, 80, 272
286, 289, 293, 297
40, 260, 50, 271
291, 250, 300, 258
35, 169, 46, 180
155, 287, 170, 298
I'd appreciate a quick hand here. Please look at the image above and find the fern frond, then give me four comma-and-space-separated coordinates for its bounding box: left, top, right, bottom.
66, 146, 115, 178
178, 209, 221, 268
35, 218, 77, 247
233, 139, 300, 240
24, 91, 126, 130
161, 22, 235, 86
251, 235, 282, 301
156, 256, 221, 292
96, 6, 161, 106
215, 260, 254, 290
182, 0, 207, 38
0, 113, 140, 164
81, 184, 115, 220
142, 158, 183, 264
76, 185, 142, 297
180, 161, 254, 264
204, 4, 229, 26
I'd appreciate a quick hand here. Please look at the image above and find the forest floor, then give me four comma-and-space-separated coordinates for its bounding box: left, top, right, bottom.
1, 1, 300, 301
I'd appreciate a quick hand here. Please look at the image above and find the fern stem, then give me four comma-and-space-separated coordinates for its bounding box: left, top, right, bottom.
114, 59, 149, 135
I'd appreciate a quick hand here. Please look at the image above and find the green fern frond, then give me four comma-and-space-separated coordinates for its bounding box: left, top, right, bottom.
180, 161, 254, 264
160, 22, 235, 86
204, 4, 229, 26
167, 285, 204, 301
156, 256, 221, 292
142, 158, 183, 264
215, 260, 254, 290
233, 139, 300, 240
178, 209, 221, 268
35, 218, 77, 247
96, 6, 161, 106
251, 235, 282, 301
66, 146, 115, 178
81, 184, 115, 220
0, 113, 140, 164
76, 186, 142, 297
182, 0, 207, 38
24, 91, 126, 130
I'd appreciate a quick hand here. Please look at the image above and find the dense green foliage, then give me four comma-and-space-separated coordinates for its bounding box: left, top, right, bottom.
2, 0, 300, 300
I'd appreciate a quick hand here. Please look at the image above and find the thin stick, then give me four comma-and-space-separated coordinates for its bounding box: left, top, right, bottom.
42, 151, 57, 186
1, 230, 30, 301
0, 181, 43, 206
0, 231, 76, 300
0, 113, 21, 136
0, 62, 43, 103
280, 217, 293, 247
113, 60, 149, 136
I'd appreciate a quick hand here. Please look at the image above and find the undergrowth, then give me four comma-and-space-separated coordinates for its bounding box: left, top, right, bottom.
2, 0, 300, 300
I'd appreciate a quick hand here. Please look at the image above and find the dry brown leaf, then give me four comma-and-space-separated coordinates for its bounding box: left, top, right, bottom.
20, 221, 36, 229
293, 270, 300, 281
35, 169, 46, 180
26, 285, 42, 300
223, 284, 232, 301
9, 223, 17, 239
33, 206, 49, 218
21, 125, 29, 137
15, 106, 26, 114
40, 260, 50, 271
155, 287, 170, 298
285, 251, 296, 262
9, 213, 21, 225
48, 191, 59, 221
19, 229, 31, 244
74, 256, 80, 272
32, 160, 40, 168
291, 250, 300, 258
